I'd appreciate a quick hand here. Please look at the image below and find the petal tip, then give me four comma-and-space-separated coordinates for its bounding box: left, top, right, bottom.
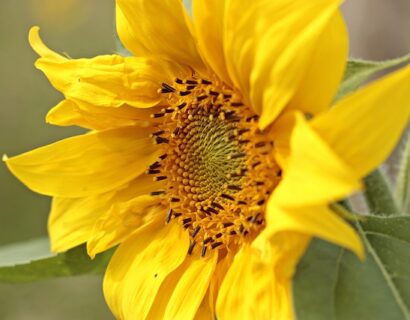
355, 240, 365, 261
49, 241, 64, 254
28, 25, 62, 60
28, 26, 41, 52
29, 26, 40, 38
86, 229, 101, 260
86, 243, 97, 260
258, 114, 272, 131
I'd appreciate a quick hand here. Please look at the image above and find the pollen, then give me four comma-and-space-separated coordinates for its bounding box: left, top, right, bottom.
148, 76, 281, 257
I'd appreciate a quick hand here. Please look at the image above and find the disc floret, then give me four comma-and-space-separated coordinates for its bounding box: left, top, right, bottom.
148, 77, 281, 256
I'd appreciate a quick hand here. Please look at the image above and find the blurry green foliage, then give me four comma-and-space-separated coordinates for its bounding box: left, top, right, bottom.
0, 238, 113, 283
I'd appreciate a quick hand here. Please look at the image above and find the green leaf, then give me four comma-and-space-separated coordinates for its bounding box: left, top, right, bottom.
0, 238, 113, 283
364, 169, 400, 215
335, 54, 410, 101
293, 215, 410, 320
396, 135, 410, 213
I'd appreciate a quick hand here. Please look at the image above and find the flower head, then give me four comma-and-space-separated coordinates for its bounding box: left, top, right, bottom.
4, 0, 410, 319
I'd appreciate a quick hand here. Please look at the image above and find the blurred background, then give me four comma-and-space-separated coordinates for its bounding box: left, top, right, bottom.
0, 1, 409, 319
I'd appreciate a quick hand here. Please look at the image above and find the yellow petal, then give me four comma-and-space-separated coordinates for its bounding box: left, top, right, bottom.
208, 252, 234, 317
46, 100, 98, 130
5, 126, 161, 197
49, 192, 115, 252
116, 0, 205, 72
217, 232, 308, 320
29, 26, 167, 109
224, 0, 342, 129
259, 230, 311, 281
265, 232, 309, 320
312, 64, 410, 177
216, 240, 297, 320
194, 292, 213, 320
46, 99, 162, 130
48, 173, 160, 252
87, 195, 163, 258
269, 111, 297, 169
147, 255, 217, 320
115, 5, 140, 57
164, 252, 218, 320
288, 12, 348, 114
103, 221, 189, 319
28, 26, 64, 61
265, 204, 364, 259
192, 0, 231, 85
216, 245, 273, 320
146, 258, 190, 319
272, 113, 361, 208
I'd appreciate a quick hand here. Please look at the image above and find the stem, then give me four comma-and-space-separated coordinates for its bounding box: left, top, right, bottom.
363, 169, 400, 215
396, 134, 410, 213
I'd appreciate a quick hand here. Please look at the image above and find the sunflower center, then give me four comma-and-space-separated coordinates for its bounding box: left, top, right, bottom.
148, 77, 281, 257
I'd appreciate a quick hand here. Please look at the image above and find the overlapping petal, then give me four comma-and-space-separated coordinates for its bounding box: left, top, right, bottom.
216, 245, 276, 320
49, 191, 115, 252
266, 111, 364, 259
208, 251, 234, 316
86, 195, 163, 258
223, 0, 344, 129
4, 126, 161, 198
48, 172, 160, 252
269, 111, 297, 169
265, 204, 364, 259
146, 259, 191, 319
103, 222, 189, 319
145, 252, 216, 320
312, 65, 410, 178
46, 99, 162, 130
191, 0, 231, 84
194, 293, 213, 320
272, 113, 361, 208
216, 232, 308, 320
116, 0, 205, 73
30, 27, 168, 109
47, 99, 165, 130
163, 253, 217, 319
287, 12, 348, 114
216, 231, 312, 319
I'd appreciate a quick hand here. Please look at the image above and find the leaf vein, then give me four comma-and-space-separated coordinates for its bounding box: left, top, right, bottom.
357, 222, 410, 319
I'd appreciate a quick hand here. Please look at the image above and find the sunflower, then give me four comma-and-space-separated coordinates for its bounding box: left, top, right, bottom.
4, 0, 410, 319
